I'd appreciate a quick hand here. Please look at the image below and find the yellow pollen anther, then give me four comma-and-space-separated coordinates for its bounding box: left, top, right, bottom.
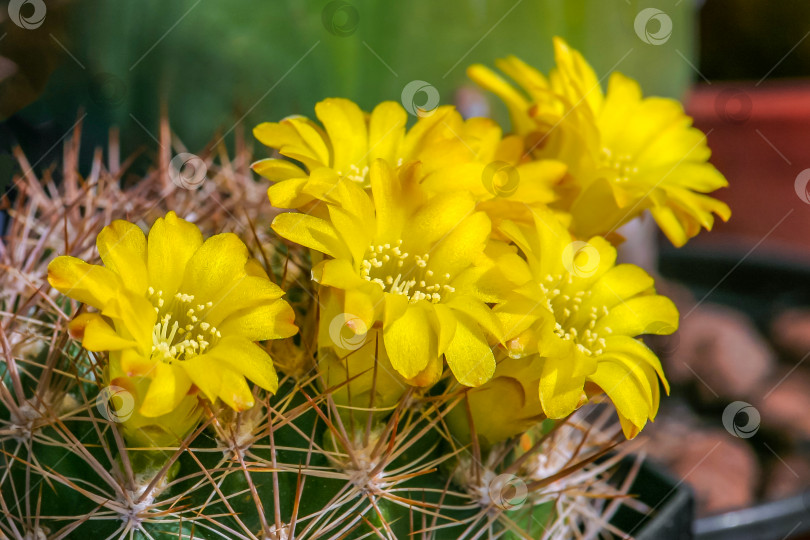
360, 244, 453, 304
149, 290, 219, 362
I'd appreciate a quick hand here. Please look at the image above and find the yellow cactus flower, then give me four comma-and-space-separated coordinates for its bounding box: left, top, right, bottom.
253, 98, 470, 209
252, 97, 566, 214
417, 115, 566, 207
445, 351, 546, 448
316, 286, 411, 413
493, 209, 677, 438
271, 159, 504, 388
48, 212, 298, 423
103, 375, 204, 448
468, 37, 730, 247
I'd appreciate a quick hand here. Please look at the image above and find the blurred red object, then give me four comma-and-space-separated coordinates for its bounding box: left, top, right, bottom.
685, 82, 810, 261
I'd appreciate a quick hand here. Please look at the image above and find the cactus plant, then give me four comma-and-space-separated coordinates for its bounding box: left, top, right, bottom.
0, 136, 636, 539
1, 38, 728, 539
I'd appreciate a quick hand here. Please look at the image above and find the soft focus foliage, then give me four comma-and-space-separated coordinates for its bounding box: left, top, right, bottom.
6, 0, 696, 153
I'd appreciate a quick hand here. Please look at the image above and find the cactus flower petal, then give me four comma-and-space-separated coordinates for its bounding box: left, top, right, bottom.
48, 212, 298, 442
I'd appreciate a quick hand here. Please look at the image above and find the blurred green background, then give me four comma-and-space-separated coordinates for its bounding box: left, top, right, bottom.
0, 0, 698, 163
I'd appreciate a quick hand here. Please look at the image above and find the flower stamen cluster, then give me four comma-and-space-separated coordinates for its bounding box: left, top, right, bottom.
148, 287, 221, 361
360, 242, 456, 304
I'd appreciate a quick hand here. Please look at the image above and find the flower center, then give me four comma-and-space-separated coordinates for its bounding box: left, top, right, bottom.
343, 164, 369, 185
148, 287, 222, 362
540, 274, 608, 356
600, 147, 638, 183
360, 241, 455, 304
340, 159, 404, 185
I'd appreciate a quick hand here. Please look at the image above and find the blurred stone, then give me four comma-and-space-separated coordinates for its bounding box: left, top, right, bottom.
669, 304, 776, 401
668, 429, 759, 516
642, 411, 758, 516
755, 368, 810, 441
764, 453, 810, 501
771, 309, 810, 361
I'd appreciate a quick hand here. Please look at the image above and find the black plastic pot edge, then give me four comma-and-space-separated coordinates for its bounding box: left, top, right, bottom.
695, 492, 810, 540
612, 458, 695, 540
637, 478, 694, 540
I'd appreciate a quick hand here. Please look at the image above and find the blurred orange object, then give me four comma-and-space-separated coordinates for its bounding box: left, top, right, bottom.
685, 82, 810, 262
